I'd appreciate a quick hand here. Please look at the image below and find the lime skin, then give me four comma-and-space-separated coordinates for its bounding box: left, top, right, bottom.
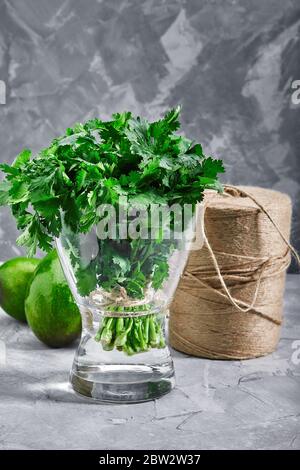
25, 250, 81, 348
0, 257, 40, 322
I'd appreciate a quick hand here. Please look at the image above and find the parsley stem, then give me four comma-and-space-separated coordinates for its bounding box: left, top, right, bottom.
95, 314, 165, 355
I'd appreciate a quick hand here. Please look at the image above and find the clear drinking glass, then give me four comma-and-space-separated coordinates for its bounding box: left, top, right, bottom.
56, 206, 197, 403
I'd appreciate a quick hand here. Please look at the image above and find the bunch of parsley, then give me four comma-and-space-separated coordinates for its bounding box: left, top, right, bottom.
0, 106, 224, 355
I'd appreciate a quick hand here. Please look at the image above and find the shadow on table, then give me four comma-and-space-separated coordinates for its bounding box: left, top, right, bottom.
0, 369, 115, 406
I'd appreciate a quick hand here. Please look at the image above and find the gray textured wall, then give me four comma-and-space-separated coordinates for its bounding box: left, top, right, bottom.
0, 0, 299, 269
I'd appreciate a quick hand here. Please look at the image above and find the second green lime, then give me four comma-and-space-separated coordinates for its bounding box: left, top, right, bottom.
25, 250, 81, 347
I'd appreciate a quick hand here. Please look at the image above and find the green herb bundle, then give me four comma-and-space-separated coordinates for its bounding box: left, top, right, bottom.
0, 106, 224, 355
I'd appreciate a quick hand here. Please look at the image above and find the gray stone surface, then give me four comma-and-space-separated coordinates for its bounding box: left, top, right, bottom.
0, 274, 299, 450
0, 0, 300, 270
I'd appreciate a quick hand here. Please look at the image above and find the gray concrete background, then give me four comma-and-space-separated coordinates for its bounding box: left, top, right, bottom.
0, 0, 299, 268
0, 275, 299, 450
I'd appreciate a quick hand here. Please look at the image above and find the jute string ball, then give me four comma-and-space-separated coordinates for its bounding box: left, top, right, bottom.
169, 185, 299, 360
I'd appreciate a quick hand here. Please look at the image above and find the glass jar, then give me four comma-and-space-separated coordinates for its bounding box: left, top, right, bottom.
56, 204, 198, 403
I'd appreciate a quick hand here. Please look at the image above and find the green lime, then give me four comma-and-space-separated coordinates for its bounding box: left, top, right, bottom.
0, 257, 40, 322
25, 250, 81, 348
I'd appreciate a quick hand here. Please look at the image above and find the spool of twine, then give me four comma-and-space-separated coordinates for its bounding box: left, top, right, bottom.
169, 185, 299, 360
